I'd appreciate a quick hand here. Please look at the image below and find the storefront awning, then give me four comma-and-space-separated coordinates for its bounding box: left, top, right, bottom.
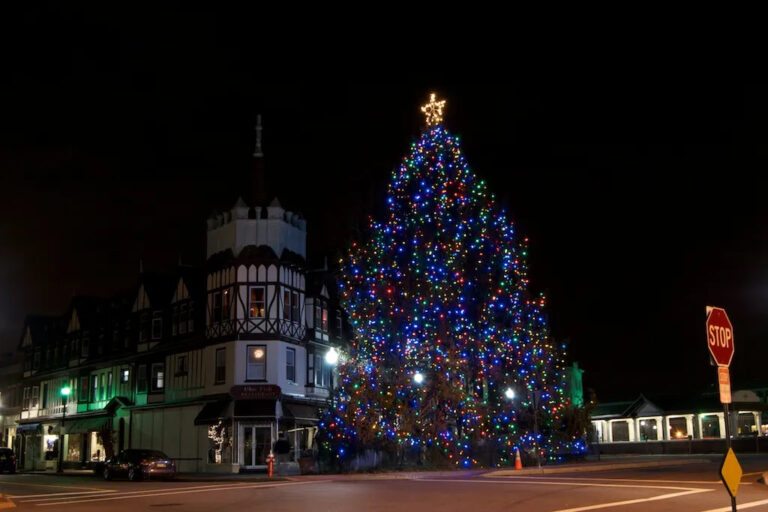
64, 416, 111, 434
194, 399, 230, 425
16, 423, 41, 433
282, 403, 320, 423
234, 399, 276, 418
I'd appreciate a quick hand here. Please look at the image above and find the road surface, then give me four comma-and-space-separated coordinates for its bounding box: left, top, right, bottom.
3, 456, 768, 511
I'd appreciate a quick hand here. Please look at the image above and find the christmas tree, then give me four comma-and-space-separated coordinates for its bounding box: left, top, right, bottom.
320, 94, 583, 468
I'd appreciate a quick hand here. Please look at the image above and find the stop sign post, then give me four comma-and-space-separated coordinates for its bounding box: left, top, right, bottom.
706, 306, 738, 512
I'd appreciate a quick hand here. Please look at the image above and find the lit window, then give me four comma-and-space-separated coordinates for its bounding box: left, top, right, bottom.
322, 308, 328, 332
107, 372, 113, 398
120, 369, 130, 384
151, 363, 164, 391
249, 287, 265, 318
247, 345, 266, 380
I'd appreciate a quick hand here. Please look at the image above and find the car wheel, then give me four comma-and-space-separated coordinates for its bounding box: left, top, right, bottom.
103, 467, 112, 480
128, 467, 142, 481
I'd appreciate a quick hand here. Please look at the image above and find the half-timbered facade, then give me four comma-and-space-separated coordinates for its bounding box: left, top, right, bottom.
11, 131, 347, 473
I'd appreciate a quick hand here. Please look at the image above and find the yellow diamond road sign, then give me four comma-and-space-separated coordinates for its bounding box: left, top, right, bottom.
720, 447, 743, 498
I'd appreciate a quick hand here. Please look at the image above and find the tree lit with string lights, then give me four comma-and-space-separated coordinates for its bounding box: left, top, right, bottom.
319, 94, 584, 468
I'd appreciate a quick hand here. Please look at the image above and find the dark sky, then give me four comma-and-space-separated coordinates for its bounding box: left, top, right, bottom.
2, 7, 767, 401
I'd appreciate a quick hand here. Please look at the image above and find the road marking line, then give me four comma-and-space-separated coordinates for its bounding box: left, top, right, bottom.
418, 477, 708, 492
25, 482, 278, 502
16, 490, 117, 501
35, 481, 313, 506
554, 489, 712, 512
485, 475, 725, 485
0, 482, 107, 491
701, 498, 768, 511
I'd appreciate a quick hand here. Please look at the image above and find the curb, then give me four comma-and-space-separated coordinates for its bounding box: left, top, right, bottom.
485, 459, 709, 476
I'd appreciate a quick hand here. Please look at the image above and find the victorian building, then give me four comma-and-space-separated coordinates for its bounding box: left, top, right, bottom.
8, 119, 347, 473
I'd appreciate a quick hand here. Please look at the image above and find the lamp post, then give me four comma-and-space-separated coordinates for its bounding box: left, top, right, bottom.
57, 385, 71, 473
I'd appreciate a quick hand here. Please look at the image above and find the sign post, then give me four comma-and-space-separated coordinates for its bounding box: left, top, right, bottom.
706, 306, 739, 512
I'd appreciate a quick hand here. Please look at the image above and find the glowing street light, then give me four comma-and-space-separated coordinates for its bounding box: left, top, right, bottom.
413, 372, 424, 384
325, 347, 339, 366
504, 388, 515, 400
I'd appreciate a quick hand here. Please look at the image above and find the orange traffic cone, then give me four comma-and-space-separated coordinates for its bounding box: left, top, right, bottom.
514, 448, 523, 470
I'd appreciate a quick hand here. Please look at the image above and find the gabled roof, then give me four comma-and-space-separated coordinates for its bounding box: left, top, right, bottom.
18, 315, 61, 349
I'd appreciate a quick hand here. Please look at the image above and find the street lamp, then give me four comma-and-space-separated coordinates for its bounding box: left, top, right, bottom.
413, 372, 424, 384
325, 347, 339, 366
57, 385, 71, 473
504, 388, 515, 400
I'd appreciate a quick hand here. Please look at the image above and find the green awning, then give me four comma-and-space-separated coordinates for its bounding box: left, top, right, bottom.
64, 416, 111, 434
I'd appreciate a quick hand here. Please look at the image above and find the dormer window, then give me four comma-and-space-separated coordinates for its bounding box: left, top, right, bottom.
249, 287, 265, 318
151, 311, 163, 340
179, 303, 188, 334
314, 304, 328, 332
172, 306, 178, 335
139, 313, 150, 342
213, 290, 231, 323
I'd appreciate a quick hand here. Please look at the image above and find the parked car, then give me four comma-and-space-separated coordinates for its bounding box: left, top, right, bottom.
0, 448, 16, 474
102, 449, 176, 481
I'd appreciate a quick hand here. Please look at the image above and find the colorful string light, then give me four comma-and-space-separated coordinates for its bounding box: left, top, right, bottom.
320, 98, 583, 467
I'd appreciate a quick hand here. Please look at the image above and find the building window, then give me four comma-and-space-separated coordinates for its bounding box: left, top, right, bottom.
283, 290, 291, 320
249, 287, 265, 318
139, 313, 150, 342
286, 347, 296, 383
172, 306, 178, 336
314, 354, 331, 388
322, 308, 328, 331
137, 365, 147, 393
336, 314, 342, 338
179, 303, 188, 334
22, 387, 29, 410
215, 348, 226, 384
291, 292, 299, 322
151, 311, 163, 339
100, 373, 106, 401
314, 305, 321, 329
213, 292, 222, 323
107, 372, 113, 398
222, 289, 230, 321
151, 363, 165, 392
246, 345, 266, 381
187, 301, 194, 332
120, 369, 130, 384
41, 383, 48, 409
79, 376, 89, 401
176, 355, 188, 376
92, 375, 99, 402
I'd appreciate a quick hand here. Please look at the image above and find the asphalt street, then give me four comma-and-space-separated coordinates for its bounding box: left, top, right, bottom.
3, 456, 768, 511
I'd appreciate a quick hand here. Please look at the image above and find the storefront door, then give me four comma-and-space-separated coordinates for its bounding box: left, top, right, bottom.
241, 425, 272, 468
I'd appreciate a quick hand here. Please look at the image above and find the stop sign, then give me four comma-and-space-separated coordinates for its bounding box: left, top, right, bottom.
707, 307, 734, 367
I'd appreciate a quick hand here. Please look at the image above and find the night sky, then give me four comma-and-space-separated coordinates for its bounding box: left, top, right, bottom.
2, 8, 767, 401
